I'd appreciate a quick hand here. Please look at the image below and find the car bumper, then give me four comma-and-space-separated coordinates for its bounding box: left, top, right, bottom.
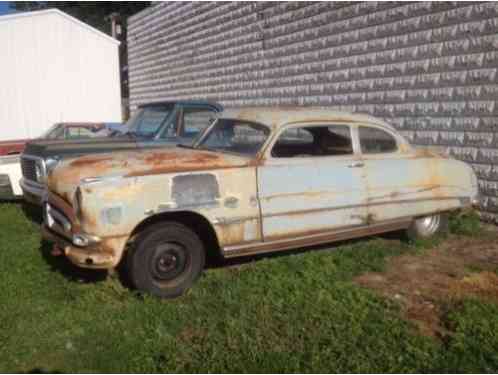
42, 224, 117, 269
20, 178, 44, 205
0, 174, 19, 200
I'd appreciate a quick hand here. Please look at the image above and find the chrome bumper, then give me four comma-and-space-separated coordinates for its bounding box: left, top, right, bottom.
41, 224, 114, 269
42, 196, 120, 269
0, 174, 16, 200
20, 178, 44, 205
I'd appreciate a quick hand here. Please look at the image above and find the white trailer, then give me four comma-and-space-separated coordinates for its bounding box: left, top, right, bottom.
0, 9, 122, 142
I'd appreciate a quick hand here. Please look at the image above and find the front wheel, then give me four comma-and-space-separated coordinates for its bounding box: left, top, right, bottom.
406, 213, 448, 241
127, 222, 205, 298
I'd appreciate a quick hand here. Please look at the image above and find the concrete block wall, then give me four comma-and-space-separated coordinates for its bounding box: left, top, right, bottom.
127, 1, 498, 220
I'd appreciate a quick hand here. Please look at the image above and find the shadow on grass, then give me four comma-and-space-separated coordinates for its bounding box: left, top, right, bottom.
39, 225, 409, 294
25, 368, 62, 374
39, 239, 107, 284
20, 201, 43, 226
205, 230, 407, 270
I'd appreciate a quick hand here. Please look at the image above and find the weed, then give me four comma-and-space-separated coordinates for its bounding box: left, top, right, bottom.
449, 210, 482, 236
1, 203, 498, 372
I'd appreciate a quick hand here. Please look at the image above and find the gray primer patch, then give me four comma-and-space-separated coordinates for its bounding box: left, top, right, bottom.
171, 174, 220, 208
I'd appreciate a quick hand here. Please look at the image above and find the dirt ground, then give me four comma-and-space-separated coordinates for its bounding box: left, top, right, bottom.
355, 229, 498, 338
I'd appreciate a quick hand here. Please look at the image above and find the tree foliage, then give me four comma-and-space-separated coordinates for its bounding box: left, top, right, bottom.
11, 2, 150, 34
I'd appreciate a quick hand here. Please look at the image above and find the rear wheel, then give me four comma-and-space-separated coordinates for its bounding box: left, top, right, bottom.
406, 213, 448, 240
127, 222, 205, 298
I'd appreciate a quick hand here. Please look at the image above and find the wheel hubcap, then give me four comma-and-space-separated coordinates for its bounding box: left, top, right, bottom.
415, 214, 441, 236
151, 243, 188, 281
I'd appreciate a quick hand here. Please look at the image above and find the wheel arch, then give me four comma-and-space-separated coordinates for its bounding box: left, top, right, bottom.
128, 210, 222, 259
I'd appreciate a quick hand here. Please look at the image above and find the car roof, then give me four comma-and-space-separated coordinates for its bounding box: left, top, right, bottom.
139, 100, 223, 111
219, 107, 395, 131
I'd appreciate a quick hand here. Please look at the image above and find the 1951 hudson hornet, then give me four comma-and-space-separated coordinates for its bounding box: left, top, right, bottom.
42, 108, 480, 298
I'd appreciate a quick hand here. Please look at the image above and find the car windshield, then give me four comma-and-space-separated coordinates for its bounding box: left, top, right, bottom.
41, 123, 64, 139
196, 119, 270, 156
123, 105, 173, 138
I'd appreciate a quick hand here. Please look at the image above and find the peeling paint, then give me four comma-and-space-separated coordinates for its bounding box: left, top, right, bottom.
42, 108, 479, 270
171, 173, 220, 208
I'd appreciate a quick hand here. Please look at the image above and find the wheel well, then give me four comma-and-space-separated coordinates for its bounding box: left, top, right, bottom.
129, 211, 221, 259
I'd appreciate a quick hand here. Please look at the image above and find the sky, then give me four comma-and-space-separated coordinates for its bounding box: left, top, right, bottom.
0, 2, 13, 15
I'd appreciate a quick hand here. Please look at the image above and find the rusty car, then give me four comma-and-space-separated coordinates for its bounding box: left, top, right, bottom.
41, 107, 480, 298
21, 101, 222, 205
0, 122, 121, 200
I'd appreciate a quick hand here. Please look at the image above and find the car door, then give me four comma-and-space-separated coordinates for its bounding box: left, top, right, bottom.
359, 125, 435, 223
257, 123, 368, 242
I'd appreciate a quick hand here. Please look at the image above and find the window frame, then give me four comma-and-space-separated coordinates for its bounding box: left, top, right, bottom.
178, 106, 219, 138
357, 124, 401, 157
193, 118, 272, 158
265, 122, 360, 161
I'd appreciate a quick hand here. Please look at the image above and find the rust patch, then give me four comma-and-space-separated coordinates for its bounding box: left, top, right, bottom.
49, 148, 254, 191
70, 155, 113, 168
227, 220, 410, 257
80, 205, 98, 232
125, 150, 249, 177
143, 151, 219, 165
355, 234, 498, 337
171, 173, 220, 207
217, 222, 247, 246
102, 183, 144, 200
263, 190, 333, 201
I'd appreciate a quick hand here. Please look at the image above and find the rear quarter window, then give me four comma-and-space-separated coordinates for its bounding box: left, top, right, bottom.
359, 126, 398, 154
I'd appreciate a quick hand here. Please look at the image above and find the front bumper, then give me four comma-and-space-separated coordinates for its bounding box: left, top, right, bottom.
41, 192, 126, 269
0, 174, 17, 200
42, 224, 117, 269
20, 178, 44, 205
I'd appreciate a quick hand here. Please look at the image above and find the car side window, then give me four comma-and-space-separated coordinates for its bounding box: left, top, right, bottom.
181, 108, 217, 139
272, 125, 353, 158
359, 126, 398, 154
65, 127, 94, 139
138, 108, 170, 137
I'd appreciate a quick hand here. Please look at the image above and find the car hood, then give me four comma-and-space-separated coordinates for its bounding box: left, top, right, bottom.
48, 147, 251, 202
23, 137, 142, 158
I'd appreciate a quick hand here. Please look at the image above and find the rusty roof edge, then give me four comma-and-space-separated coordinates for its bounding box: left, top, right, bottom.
220, 107, 394, 130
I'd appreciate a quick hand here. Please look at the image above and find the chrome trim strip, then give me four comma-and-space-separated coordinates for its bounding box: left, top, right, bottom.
0, 174, 11, 187
223, 219, 411, 257
20, 178, 44, 197
261, 196, 465, 219
48, 205, 72, 232
0, 155, 20, 165
80, 175, 125, 185
21, 154, 46, 182
213, 216, 259, 225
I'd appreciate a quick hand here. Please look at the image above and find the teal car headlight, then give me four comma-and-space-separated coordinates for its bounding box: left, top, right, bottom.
35, 162, 44, 182
45, 157, 61, 176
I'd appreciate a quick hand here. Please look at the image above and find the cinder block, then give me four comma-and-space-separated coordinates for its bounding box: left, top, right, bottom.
128, 2, 498, 215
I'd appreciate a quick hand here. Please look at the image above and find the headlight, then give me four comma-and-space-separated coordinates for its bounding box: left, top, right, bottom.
35, 162, 44, 182
45, 157, 60, 176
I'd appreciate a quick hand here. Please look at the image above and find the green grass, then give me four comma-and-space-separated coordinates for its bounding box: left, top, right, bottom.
449, 210, 482, 237
0, 204, 497, 372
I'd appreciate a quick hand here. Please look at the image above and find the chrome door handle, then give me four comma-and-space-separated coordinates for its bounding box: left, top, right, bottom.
348, 161, 364, 168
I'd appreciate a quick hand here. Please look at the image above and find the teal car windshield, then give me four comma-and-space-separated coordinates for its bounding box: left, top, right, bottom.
124, 105, 174, 138
196, 119, 270, 156
41, 124, 65, 139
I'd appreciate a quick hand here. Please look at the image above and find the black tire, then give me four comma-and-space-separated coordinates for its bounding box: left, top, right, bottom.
127, 222, 205, 298
405, 213, 449, 241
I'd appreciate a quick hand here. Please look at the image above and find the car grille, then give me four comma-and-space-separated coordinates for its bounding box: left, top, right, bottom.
21, 157, 38, 182
44, 202, 72, 237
